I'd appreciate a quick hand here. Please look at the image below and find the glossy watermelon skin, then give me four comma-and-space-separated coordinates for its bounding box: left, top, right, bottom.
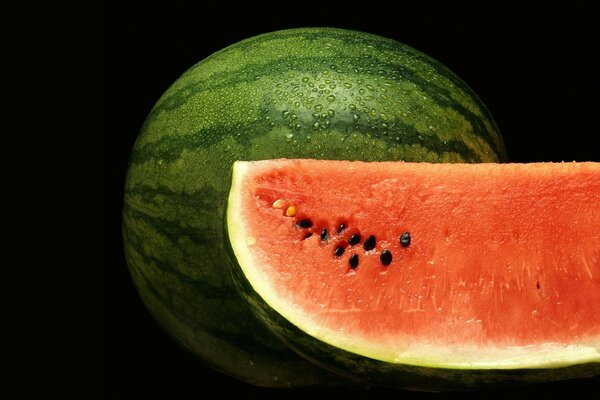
122, 27, 507, 386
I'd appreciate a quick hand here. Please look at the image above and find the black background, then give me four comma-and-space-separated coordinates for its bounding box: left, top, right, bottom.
97, 2, 600, 398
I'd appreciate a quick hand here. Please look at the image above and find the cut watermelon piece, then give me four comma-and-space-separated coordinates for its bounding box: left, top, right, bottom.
226, 159, 600, 388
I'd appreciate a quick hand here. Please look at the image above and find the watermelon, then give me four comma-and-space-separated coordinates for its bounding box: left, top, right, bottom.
122, 27, 507, 386
226, 159, 600, 390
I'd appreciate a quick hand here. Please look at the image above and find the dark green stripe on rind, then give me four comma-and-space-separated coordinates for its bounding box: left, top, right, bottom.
129, 119, 481, 166
123, 193, 353, 387
126, 248, 352, 388
123, 27, 509, 387
151, 53, 502, 160
225, 224, 600, 390
135, 28, 506, 166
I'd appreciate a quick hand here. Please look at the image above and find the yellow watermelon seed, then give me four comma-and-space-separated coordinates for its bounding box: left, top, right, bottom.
286, 206, 297, 217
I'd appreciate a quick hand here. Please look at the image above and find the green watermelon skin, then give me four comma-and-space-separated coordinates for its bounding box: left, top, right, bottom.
122, 27, 507, 386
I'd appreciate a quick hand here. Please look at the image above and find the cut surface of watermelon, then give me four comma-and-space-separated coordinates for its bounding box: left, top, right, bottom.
227, 159, 600, 370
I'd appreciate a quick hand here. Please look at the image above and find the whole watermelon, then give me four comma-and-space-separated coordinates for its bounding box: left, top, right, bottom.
123, 27, 507, 387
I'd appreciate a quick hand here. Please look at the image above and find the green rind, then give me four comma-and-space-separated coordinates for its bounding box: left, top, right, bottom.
225, 225, 600, 390
123, 188, 350, 387
123, 27, 507, 386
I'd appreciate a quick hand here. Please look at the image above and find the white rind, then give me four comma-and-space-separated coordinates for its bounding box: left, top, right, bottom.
227, 160, 600, 370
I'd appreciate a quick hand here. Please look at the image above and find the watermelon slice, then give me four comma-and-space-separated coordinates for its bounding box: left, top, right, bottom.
225, 159, 600, 389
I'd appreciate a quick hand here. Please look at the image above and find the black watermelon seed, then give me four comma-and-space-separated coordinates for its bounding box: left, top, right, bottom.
380, 250, 392, 266
349, 254, 359, 268
400, 231, 411, 247
349, 233, 361, 246
334, 246, 345, 257
296, 219, 313, 229
303, 233, 313, 240
320, 228, 329, 241
363, 235, 376, 251
338, 223, 346, 234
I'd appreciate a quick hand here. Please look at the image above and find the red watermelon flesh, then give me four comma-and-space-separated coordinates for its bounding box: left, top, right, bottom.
227, 159, 600, 368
